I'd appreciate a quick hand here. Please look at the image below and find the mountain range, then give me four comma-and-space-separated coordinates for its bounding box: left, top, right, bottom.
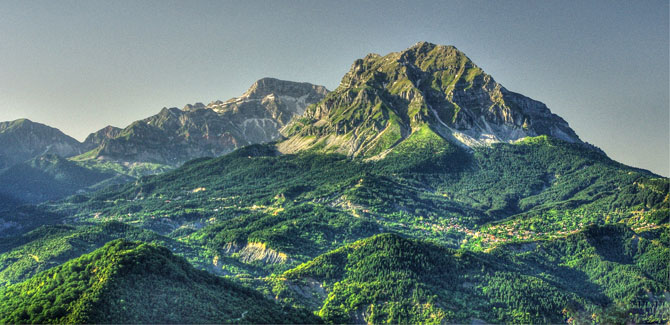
80, 78, 327, 166
0, 42, 667, 324
0, 78, 328, 204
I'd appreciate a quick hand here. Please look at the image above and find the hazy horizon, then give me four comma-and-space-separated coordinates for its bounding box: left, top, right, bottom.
1, 0, 668, 176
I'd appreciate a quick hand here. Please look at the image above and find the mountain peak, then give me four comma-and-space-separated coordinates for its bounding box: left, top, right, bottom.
405, 41, 448, 54
0, 118, 35, 132
400, 42, 468, 67
183, 102, 206, 111
78, 78, 328, 167
0, 118, 84, 169
82, 125, 122, 150
206, 78, 328, 116
279, 42, 581, 157
238, 77, 329, 101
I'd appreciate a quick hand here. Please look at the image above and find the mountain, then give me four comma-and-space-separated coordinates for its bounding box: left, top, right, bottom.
0, 204, 65, 239
77, 78, 328, 166
33, 123, 665, 322
0, 79, 327, 203
0, 154, 123, 204
280, 42, 582, 157
0, 119, 84, 170
0, 239, 318, 323
82, 125, 122, 151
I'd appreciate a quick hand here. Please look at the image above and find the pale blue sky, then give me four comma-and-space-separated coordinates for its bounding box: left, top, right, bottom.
0, 0, 668, 175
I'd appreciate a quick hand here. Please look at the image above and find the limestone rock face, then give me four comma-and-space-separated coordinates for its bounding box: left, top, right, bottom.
81, 78, 328, 166
281, 42, 581, 156
222, 242, 289, 264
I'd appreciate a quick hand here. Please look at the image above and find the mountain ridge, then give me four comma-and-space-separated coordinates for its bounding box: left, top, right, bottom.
0, 119, 85, 170
77, 78, 328, 166
0, 78, 329, 203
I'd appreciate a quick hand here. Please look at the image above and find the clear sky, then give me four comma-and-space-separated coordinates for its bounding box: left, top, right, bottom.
1, 0, 668, 176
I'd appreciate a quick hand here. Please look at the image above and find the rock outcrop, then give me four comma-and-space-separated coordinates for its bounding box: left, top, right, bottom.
223, 241, 289, 264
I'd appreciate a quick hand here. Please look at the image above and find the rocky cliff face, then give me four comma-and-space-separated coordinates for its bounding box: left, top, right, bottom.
279, 42, 581, 156
82, 125, 122, 151
0, 119, 84, 170
222, 241, 289, 264
207, 77, 328, 118
82, 78, 328, 165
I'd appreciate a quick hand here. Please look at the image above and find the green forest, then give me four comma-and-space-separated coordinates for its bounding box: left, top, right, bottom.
0, 135, 668, 323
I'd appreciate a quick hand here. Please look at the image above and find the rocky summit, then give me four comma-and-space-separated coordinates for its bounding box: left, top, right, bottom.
279, 42, 581, 157
82, 125, 123, 151
80, 78, 328, 166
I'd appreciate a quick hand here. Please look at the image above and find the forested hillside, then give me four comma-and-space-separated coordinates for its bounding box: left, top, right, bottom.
0, 133, 657, 323
0, 240, 318, 324
273, 226, 668, 323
